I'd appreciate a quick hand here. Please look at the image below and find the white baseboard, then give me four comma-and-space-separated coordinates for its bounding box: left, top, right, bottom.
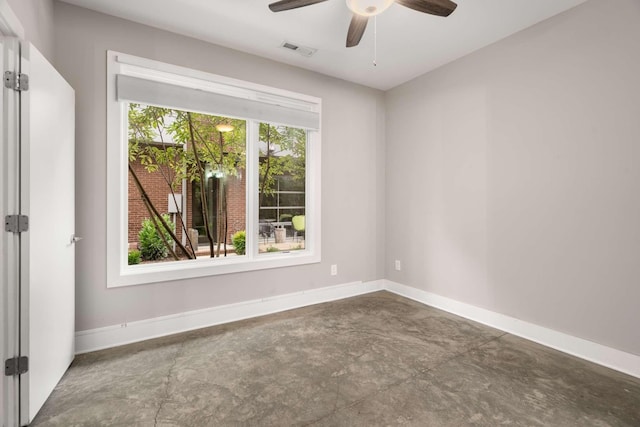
75, 278, 639, 379
75, 280, 384, 354
383, 280, 640, 379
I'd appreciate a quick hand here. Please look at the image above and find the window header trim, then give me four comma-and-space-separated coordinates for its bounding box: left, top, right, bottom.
117, 74, 320, 130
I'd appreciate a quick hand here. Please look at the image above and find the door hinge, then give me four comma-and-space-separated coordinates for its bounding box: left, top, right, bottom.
4, 71, 29, 91
5, 215, 29, 233
5, 357, 28, 376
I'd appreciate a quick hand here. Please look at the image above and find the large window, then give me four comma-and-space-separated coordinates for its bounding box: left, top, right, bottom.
258, 123, 306, 254
128, 104, 247, 261
107, 52, 321, 287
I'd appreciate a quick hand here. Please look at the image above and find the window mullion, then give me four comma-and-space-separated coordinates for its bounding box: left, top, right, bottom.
245, 121, 260, 259
305, 130, 311, 253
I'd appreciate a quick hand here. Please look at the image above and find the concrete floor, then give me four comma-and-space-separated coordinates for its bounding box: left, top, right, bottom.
32, 291, 640, 426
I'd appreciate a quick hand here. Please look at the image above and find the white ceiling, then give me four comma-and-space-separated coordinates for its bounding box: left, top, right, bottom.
58, 0, 587, 90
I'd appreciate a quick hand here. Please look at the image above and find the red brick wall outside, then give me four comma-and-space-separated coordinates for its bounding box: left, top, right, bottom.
128, 160, 186, 246
226, 171, 246, 243
128, 160, 246, 252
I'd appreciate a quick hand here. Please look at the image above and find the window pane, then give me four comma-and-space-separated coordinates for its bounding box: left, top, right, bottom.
258, 123, 306, 253
127, 103, 247, 263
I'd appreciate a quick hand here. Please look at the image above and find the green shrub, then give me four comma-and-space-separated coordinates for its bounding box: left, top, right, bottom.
139, 214, 174, 261
266, 246, 280, 253
128, 250, 141, 265
232, 230, 246, 255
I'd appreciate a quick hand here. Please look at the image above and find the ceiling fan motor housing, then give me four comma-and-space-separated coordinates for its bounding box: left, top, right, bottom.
346, 0, 394, 16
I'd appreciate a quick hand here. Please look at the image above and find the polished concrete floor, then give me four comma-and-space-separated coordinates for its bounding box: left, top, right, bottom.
32, 291, 640, 426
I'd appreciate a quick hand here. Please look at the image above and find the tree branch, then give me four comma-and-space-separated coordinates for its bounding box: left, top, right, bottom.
187, 113, 216, 257
128, 164, 194, 259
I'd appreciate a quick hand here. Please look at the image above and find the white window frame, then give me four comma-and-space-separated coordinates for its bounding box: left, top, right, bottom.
106, 51, 321, 287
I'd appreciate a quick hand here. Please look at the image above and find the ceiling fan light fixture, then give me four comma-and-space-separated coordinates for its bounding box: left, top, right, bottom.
346, 0, 394, 17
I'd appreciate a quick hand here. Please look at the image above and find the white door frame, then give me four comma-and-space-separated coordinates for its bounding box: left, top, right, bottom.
0, 0, 24, 40
1, 37, 23, 427
1, 2, 25, 426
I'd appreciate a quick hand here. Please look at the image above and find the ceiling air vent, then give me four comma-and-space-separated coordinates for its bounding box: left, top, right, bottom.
280, 41, 317, 58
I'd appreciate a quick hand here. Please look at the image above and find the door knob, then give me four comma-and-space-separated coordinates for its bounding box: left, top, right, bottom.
70, 234, 83, 244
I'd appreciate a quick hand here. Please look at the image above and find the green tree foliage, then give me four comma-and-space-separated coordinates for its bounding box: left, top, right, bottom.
128, 104, 247, 191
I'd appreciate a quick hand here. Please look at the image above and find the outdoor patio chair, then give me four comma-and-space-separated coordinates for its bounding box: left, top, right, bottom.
292, 215, 305, 242
259, 223, 274, 244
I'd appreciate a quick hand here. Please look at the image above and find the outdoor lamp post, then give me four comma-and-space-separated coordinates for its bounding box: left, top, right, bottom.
215, 123, 234, 256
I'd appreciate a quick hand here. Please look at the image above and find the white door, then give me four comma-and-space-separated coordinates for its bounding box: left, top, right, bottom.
1, 36, 22, 427
19, 42, 75, 424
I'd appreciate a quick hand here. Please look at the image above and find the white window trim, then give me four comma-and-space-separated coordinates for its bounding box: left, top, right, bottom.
106, 51, 321, 287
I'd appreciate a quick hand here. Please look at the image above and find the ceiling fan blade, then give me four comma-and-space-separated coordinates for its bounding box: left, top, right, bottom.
395, 0, 457, 17
268, 0, 329, 12
346, 13, 369, 48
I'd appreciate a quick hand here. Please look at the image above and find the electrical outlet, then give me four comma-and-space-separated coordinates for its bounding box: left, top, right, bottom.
331, 264, 338, 276
395, 260, 401, 271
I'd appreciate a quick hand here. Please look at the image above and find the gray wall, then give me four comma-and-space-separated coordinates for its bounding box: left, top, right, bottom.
49, 0, 640, 357
53, 2, 386, 331
6, 0, 54, 62
385, 0, 640, 356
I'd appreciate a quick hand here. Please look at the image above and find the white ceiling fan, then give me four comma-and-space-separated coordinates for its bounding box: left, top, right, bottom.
268, 0, 458, 47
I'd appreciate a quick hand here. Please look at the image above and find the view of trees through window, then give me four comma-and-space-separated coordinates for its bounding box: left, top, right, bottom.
258, 123, 306, 254
127, 103, 246, 263
127, 103, 307, 265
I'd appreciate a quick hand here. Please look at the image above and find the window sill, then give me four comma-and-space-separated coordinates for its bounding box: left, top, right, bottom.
107, 250, 321, 288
